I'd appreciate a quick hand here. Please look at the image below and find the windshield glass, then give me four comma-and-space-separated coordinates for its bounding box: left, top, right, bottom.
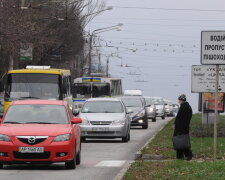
121, 98, 143, 107
3, 104, 69, 124
81, 101, 124, 113
0, 104, 3, 114
73, 83, 91, 98
92, 83, 110, 97
145, 98, 154, 105
153, 99, 164, 105
5, 73, 60, 101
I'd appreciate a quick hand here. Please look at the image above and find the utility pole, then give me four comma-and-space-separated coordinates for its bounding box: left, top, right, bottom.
98, 53, 101, 72
88, 34, 93, 76
106, 57, 109, 77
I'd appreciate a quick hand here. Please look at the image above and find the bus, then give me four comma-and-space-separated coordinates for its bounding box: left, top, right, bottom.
3, 66, 73, 112
72, 77, 122, 107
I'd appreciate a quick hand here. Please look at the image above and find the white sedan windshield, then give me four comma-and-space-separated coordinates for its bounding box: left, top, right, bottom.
82, 101, 124, 113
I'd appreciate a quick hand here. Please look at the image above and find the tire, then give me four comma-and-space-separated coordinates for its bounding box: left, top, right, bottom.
152, 117, 156, 122
0, 163, 3, 169
76, 144, 81, 165
128, 131, 130, 141
162, 116, 165, 120
122, 132, 129, 142
81, 137, 86, 142
65, 149, 76, 169
142, 122, 148, 129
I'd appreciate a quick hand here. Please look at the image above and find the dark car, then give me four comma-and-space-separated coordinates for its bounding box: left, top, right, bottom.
0, 102, 3, 118
120, 96, 148, 129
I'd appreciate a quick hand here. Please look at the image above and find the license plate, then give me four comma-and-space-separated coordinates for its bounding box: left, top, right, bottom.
18, 147, 44, 153
92, 127, 109, 132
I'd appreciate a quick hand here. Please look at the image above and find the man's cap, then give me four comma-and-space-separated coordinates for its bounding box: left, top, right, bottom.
178, 94, 186, 101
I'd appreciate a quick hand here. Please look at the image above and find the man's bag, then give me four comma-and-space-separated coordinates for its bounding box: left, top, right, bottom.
172, 134, 191, 150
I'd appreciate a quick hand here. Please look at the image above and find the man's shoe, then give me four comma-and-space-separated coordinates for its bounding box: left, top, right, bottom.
186, 156, 193, 161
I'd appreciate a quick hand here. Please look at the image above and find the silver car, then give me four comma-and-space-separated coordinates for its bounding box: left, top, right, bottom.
144, 97, 157, 122
152, 97, 166, 119
164, 99, 175, 117
78, 98, 131, 142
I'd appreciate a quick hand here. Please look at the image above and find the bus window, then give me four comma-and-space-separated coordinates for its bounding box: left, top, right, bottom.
5, 73, 60, 101
74, 83, 91, 98
92, 83, 110, 97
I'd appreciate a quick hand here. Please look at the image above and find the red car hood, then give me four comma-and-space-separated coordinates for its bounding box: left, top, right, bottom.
0, 124, 72, 136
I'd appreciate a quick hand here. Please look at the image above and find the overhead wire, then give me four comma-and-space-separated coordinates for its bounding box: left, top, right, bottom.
112, 6, 225, 13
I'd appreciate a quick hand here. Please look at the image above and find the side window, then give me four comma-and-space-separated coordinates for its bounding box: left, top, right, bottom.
67, 104, 73, 120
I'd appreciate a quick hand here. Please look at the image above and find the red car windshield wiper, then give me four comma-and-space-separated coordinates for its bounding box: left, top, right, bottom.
4, 121, 22, 124
19, 96, 40, 99
25, 122, 59, 124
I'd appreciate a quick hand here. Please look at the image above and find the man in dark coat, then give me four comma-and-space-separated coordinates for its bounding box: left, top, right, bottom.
173, 94, 193, 160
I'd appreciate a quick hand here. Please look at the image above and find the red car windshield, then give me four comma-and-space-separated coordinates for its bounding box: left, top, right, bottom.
3, 104, 69, 124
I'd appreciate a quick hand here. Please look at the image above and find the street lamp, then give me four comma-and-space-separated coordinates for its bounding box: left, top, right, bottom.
87, 23, 123, 76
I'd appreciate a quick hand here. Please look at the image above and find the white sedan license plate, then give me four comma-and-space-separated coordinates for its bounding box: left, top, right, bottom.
18, 147, 44, 153
92, 127, 109, 132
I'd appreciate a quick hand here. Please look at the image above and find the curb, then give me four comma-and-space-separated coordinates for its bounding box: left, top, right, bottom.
113, 118, 173, 180
112, 160, 134, 180
135, 119, 172, 160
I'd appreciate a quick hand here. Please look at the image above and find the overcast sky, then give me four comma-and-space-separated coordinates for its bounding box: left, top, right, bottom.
86, 0, 225, 112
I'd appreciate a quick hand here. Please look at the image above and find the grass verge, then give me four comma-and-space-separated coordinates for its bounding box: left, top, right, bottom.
123, 114, 225, 180
124, 160, 225, 180
142, 114, 225, 159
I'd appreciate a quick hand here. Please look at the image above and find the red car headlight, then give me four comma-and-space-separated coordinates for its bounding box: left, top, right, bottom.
53, 134, 71, 142
0, 134, 11, 142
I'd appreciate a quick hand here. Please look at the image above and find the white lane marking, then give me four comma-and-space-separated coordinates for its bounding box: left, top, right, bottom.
95, 160, 126, 167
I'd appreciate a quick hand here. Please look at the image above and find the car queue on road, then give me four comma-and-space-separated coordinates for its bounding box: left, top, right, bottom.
0, 67, 178, 170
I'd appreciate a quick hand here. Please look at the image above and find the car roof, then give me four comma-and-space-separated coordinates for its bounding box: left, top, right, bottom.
86, 98, 121, 102
11, 100, 67, 106
119, 96, 143, 99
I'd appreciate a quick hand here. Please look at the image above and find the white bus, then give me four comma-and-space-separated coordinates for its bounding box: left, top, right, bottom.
72, 77, 122, 107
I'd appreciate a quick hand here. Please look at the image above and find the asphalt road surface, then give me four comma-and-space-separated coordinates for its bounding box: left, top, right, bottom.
0, 117, 173, 180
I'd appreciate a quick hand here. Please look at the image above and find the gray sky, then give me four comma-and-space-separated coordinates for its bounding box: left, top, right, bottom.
86, 0, 225, 112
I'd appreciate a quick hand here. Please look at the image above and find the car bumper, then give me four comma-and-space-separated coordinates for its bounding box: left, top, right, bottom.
0, 141, 75, 163
80, 125, 128, 138
147, 112, 156, 118
131, 116, 147, 126
156, 112, 164, 117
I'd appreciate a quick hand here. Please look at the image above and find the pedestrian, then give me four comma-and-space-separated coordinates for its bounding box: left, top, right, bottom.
173, 94, 193, 160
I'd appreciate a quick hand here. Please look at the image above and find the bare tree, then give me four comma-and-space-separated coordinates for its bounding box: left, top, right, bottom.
0, 0, 106, 78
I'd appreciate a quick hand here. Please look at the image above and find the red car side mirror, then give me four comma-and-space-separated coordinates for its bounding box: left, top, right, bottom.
71, 117, 82, 124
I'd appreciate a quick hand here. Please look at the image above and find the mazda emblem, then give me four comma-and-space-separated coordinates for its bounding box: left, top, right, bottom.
28, 136, 36, 144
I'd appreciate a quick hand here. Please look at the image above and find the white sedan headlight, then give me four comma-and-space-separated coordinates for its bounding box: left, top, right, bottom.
147, 107, 154, 112
54, 134, 71, 142
136, 110, 145, 117
0, 134, 11, 142
112, 119, 125, 125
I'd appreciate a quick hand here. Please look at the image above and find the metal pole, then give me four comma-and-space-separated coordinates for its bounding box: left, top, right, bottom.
213, 64, 219, 160
9, 55, 14, 70
106, 58, 109, 77
88, 34, 93, 76
202, 93, 204, 124
98, 53, 101, 72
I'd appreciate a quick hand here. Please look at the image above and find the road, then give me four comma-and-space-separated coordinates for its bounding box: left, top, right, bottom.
0, 117, 173, 180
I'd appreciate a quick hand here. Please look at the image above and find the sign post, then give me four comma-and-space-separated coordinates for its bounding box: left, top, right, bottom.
214, 65, 219, 160
198, 31, 225, 160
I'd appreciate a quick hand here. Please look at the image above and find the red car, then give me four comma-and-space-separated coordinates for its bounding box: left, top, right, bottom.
0, 100, 82, 169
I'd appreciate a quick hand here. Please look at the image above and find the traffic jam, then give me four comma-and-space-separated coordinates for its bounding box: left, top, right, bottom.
0, 66, 178, 169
